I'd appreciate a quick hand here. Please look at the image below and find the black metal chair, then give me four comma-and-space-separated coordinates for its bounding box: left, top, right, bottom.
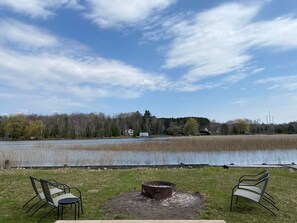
23, 176, 68, 216
230, 172, 278, 216
237, 169, 275, 204
37, 179, 83, 222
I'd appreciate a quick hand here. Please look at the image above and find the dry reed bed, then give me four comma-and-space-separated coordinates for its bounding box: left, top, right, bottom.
66, 135, 297, 152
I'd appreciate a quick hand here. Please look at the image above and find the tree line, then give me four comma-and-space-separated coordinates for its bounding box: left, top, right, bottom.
0, 111, 296, 140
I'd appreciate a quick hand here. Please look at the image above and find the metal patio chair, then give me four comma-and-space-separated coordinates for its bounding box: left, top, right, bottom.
237, 169, 275, 204
230, 173, 278, 216
23, 176, 69, 216
37, 179, 83, 222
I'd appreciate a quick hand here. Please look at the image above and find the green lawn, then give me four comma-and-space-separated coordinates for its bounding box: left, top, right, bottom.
0, 167, 296, 223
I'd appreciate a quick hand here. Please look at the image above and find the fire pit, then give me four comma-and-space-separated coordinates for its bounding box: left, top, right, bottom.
141, 181, 176, 200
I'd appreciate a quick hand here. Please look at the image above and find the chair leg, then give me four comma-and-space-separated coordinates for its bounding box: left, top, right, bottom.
230, 194, 234, 211
23, 195, 38, 208
265, 191, 275, 200
263, 197, 279, 211
75, 202, 77, 220
30, 202, 47, 217
26, 200, 42, 214
263, 194, 276, 205
258, 202, 277, 216
37, 207, 56, 223
80, 197, 83, 214
77, 202, 80, 219
57, 205, 59, 220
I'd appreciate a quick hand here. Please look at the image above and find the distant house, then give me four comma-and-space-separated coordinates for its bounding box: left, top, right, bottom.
199, 128, 210, 135
4, 133, 12, 140
199, 130, 210, 135
124, 129, 134, 136
139, 132, 149, 137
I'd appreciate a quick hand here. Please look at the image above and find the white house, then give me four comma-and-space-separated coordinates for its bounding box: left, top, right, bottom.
124, 129, 134, 136
139, 132, 149, 137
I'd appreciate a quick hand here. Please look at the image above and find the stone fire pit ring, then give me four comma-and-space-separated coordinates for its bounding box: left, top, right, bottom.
141, 181, 176, 200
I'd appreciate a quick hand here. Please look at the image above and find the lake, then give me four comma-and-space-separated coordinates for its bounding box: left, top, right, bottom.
0, 138, 296, 167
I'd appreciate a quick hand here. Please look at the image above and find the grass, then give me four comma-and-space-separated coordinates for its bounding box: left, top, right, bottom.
0, 167, 296, 223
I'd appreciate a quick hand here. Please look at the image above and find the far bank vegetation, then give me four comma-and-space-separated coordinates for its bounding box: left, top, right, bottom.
1, 110, 297, 140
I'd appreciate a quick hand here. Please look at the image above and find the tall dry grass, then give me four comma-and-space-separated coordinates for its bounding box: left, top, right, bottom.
65, 135, 297, 152
167, 135, 297, 151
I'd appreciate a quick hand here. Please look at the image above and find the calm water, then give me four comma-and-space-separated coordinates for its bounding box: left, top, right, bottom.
0, 138, 296, 167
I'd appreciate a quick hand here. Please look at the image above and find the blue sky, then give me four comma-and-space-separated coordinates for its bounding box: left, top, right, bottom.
1, 0, 297, 123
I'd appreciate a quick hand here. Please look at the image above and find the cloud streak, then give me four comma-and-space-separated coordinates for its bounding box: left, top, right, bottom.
161, 2, 297, 83
84, 0, 176, 29
0, 20, 171, 112
0, 0, 81, 18
0, 19, 58, 48
256, 75, 297, 91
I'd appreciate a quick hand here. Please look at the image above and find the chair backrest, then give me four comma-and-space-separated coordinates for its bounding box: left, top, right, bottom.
258, 173, 270, 200
29, 176, 40, 197
257, 169, 269, 181
40, 179, 54, 206
239, 169, 269, 183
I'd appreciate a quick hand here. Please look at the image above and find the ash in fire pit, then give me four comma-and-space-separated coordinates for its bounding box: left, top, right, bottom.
141, 181, 176, 200
103, 180, 205, 219
103, 191, 205, 220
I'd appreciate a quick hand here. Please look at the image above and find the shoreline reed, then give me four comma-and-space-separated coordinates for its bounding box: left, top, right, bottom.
62, 135, 297, 152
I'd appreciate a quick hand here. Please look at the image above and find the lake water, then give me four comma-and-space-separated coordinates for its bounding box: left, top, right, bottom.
0, 138, 296, 167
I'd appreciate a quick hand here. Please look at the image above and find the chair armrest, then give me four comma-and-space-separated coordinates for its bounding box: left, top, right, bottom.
240, 175, 269, 187
46, 179, 70, 193
239, 178, 261, 184
68, 187, 82, 198
238, 170, 268, 182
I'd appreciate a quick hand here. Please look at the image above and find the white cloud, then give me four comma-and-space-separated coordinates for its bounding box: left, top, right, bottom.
222, 73, 248, 84
0, 48, 170, 99
256, 75, 297, 91
0, 0, 174, 28
252, 68, 265, 74
0, 20, 171, 111
0, 19, 58, 48
0, 0, 82, 18
161, 2, 297, 83
245, 16, 297, 49
85, 0, 175, 28
0, 0, 53, 18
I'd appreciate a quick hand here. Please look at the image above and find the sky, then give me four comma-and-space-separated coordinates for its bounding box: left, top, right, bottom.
1, 0, 297, 124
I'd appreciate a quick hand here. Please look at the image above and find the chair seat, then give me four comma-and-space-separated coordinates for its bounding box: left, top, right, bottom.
238, 185, 261, 194
52, 193, 78, 207
233, 188, 261, 202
